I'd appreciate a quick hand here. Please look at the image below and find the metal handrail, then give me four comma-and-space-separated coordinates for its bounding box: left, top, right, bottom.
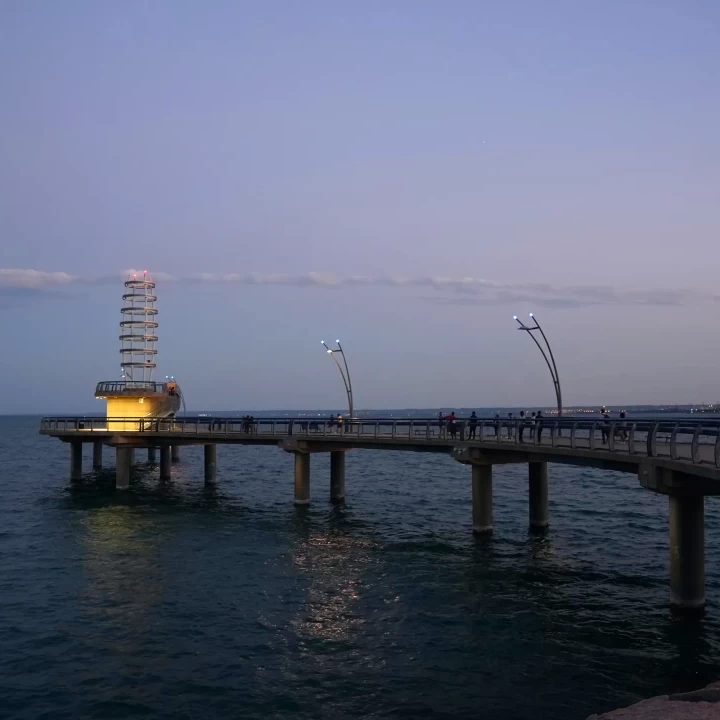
95, 381, 168, 394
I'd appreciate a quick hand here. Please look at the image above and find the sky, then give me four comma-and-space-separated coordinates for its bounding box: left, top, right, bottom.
1, 0, 719, 413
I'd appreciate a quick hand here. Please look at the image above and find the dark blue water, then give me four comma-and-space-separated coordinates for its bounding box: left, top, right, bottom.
1, 415, 719, 720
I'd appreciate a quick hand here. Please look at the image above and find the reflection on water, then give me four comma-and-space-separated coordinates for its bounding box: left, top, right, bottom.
287, 507, 370, 643
80, 505, 166, 638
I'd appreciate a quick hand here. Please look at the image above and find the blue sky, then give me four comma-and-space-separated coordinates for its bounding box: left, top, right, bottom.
1, 1, 719, 412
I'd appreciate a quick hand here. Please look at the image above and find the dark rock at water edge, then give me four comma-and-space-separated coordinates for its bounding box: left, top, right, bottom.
588, 681, 720, 719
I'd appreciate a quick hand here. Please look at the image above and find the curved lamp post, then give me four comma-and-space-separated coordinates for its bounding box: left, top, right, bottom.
321, 339, 354, 417
513, 313, 563, 422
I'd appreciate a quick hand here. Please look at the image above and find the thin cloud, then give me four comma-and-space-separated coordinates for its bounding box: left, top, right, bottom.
0, 268, 710, 308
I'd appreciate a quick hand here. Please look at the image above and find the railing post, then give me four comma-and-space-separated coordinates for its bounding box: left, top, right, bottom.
552, 421, 558, 447
691, 426, 702, 464
648, 423, 659, 457
670, 423, 679, 460
589, 422, 597, 451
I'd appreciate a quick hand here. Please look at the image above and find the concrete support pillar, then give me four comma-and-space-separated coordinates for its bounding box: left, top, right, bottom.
160, 446, 171, 481
92, 441, 103, 470
116, 447, 131, 490
669, 494, 705, 611
70, 441, 83, 481
171, 445, 180, 463
147, 447, 156, 463
204, 444, 217, 486
294, 452, 310, 505
529, 461, 549, 530
471, 464, 493, 534
330, 451, 346, 503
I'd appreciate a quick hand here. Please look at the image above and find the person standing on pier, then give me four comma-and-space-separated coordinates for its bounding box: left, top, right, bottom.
601, 411, 611, 444
536, 410, 544, 441
468, 411, 478, 440
438, 411, 445, 438
519, 411, 526, 442
617, 410, 628, 441
447, 412, 457, 440
337, 414, 344, 434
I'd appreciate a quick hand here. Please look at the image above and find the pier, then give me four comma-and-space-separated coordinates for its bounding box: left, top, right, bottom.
41, 414, 720, 612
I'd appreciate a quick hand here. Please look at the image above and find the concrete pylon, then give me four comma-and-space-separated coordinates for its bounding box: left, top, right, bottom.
529, 462, 549, 530
147, 447, 156, 463
204, 444, 217, 486
116, 447, 131, 490
70, 441, 83, 481
92, 441, 103, 470
160, 446, 171, 481
330, 451, 346, 503
471, 464, 493, 534
669, 494, 705, 612
294, 452, 310, 505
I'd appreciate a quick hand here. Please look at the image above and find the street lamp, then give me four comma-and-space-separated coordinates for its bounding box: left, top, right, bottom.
513, 313, 563, 422
320, 339, 354, 417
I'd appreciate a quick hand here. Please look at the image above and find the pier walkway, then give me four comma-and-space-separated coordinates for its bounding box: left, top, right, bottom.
40, 415, 720, 612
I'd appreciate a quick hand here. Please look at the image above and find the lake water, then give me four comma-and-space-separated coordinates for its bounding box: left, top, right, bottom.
1, 414, 719, 719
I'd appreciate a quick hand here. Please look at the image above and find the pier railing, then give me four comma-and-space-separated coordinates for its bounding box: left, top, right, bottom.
39, 416, 720, 468
95, 381, 169, 394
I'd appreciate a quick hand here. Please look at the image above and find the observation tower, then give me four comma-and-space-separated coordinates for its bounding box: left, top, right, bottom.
95, 271, 182, 429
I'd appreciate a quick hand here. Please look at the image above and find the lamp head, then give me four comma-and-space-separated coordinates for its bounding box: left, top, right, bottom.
513, 315, 518, 320
529, 312, 534, 318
